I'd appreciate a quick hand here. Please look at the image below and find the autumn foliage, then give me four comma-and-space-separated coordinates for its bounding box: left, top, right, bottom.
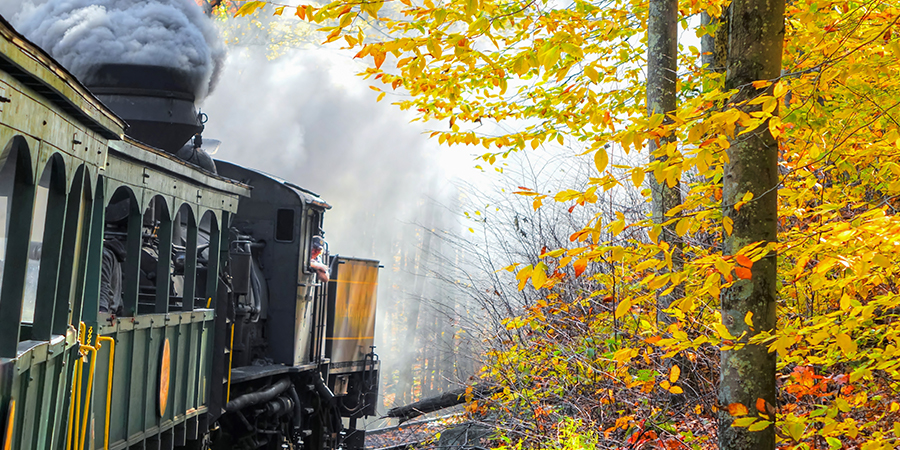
226, 0, 900, 448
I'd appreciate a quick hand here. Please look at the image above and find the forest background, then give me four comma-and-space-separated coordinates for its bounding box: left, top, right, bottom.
215, 0, 900, 448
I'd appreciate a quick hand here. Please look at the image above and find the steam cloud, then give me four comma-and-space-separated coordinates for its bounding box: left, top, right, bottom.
16, 0, 224, 100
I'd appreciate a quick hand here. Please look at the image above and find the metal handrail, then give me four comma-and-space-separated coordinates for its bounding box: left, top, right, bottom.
97, 336, 116, 450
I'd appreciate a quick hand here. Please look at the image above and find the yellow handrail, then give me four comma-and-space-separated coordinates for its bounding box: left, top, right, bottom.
3, 399, 15, 450
78, 344, 97, 450
65, 362, 77, 450
227, 323, 235, 403
67, 324, 86, 450
97, 336, 115, 450
67, 323, 102, 450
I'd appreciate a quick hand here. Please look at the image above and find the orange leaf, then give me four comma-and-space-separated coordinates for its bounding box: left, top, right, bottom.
728, 403, 749, 416
735, 266, 752, 280
756, 398, 767, 413
573, 258, 588, 277
735, 255, 753, 268
669, 365, 681, 383
373, 49, 386, 69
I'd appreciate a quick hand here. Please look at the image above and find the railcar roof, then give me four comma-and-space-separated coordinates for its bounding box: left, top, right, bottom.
215, 160, 332, 210
0, 14, 126, 139
112, 138, 251, 198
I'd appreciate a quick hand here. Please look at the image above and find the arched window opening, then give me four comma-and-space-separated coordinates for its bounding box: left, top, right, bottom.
0, 138, 34, 357
0, 141, 23, 296
198, 210, 220, 309
100, 187, 135, 317
172, 204, 197, 311
139, 195, 172, 314
22, 156, 66, 325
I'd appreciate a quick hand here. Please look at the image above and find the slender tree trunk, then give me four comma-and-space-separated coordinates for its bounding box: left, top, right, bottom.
647, 0, 682, 331
718, 0, 784, 447
701, 10, 728, 74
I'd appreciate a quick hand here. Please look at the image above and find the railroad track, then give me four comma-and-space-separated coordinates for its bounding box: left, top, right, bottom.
365, 414, 464, 450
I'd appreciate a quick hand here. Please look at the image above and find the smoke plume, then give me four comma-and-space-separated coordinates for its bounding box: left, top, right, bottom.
16, 0, 224, 100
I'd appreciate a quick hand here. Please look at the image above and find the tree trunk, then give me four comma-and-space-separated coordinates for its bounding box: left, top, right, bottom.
718, 0, 784, 447
701, 10, 728, 74
647, 0, 682, 332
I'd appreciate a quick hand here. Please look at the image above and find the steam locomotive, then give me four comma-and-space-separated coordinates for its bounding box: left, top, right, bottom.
0, 13, 380, 450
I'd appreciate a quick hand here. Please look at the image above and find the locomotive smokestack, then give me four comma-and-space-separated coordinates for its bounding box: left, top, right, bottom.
17, 0, 224, 152
83, 63, 203, 152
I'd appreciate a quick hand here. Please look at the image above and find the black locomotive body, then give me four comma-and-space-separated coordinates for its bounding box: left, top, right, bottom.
0, 12, 381, 450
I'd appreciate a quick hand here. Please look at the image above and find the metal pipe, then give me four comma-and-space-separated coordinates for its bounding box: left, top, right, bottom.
98, 336, 116, 450
225, 378, 292, 413
78, 344, 98, 450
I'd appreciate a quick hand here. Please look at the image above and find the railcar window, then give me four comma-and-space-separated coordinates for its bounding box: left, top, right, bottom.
21, 168, 51, 323
102, 187, 133, 316
275, 208, 294, 242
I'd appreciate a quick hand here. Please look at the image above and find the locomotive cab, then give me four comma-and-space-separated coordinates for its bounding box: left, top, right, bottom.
213, 161, 381, 450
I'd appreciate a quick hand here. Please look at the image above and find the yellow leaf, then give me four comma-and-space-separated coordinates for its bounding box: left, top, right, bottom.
836, 333, 857, 356
668, 385, 684, 394
615, 298, 632, 319
648, 225, 661, 244
873, 253, 891, 268
376, 92, 386, 102
532, 262, 548, 289
235, 1, 266, 17
840, 293, 851, 311
744, 312, 754, 327
675, 218, 691, 237
360, 0, 384, 18
748, 420, 772, 432
723, 216, 733, 235
786, 422, 805, 441
669, 365, 681, 383
594, 149, 609, 174
631, 168, 645, 188
274, 5, 285, 15
715, 322, 736, 340
773, 81, 788, 97
609, 219, 625, 236
584, 65, 599, 83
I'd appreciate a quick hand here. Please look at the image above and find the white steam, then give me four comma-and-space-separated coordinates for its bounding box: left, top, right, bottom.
16, 0, 224, 99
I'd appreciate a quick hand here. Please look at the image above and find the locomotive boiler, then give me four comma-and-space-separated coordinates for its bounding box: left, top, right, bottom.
0, 10, 380, 450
